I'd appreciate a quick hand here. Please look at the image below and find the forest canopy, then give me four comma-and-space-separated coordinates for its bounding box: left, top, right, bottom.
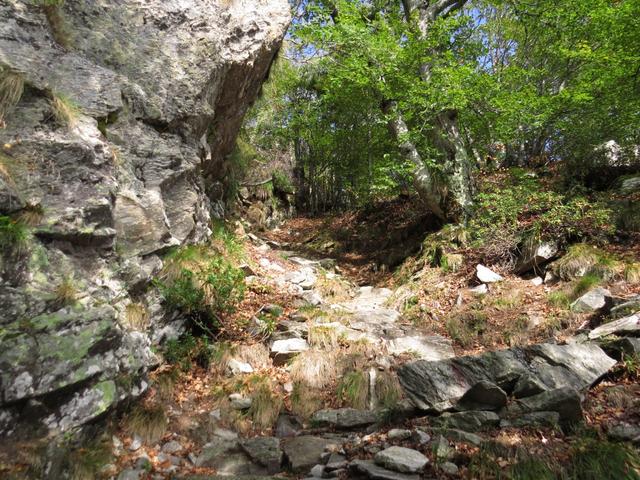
242, 0, 640, 218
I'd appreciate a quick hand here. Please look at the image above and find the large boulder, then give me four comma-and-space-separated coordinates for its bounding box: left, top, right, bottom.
0, 0, 290, 440
398, 343, 615, 412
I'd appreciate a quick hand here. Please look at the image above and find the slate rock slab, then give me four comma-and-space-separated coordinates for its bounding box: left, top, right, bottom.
240, 437, 282, 474
456, 381, 507, 411
431, 411, 500, 432
588, 313, 640, 339
374, 446, 428, 473
387, 335, 455, 361
398, 343, 615, 412
503, 387, 583, 423
571, 287, 612, 313
351, 459, 421, 480
311, 408, 378, 429
283, 436, 337, 472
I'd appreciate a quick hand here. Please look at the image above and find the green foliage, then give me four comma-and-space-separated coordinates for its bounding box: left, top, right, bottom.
572, 273, 602, 298
272, 170, 294, 194
157, 241, 245, 332
0, 216, 29, 254
508, 456, 557, 480
164, 333, 212, 372
470, 170, 615, 255
337, 370, 368, 409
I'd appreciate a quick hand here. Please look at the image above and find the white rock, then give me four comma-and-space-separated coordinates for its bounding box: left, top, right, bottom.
271, 338, 309, 354
469, 284, 488, 295
227, 358, 253, 375
530, 276, 544, 286
476, 265, 503, 283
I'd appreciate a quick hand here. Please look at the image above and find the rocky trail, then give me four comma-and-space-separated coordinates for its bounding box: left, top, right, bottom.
109, 227, 640, 480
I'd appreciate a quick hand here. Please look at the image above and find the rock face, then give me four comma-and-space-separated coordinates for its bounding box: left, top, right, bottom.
0, 0, 290, 439
398, 343, 615, 412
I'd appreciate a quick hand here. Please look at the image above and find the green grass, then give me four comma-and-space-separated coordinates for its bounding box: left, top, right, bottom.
572, 273, 602, 298
50, 93, 80, 127
0, 216, 29, 255
567, 437, 640, 480
547, 291, 570, 309
337, 370, 369, 409
508, 456, 557, 480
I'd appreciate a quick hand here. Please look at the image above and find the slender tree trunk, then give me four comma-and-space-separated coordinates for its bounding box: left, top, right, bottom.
386, 0, 474, 222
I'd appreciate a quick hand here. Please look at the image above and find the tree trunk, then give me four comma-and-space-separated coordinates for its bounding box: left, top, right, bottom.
386, 0, 474, 222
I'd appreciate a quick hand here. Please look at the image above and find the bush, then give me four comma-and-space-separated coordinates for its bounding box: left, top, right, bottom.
272, 170, 295, 194
470, 169, 615, 265
157, 248, 245, 332
164, 334, 212, 372
0, 216, 29, 254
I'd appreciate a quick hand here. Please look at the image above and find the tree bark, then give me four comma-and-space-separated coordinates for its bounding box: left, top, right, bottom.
387, 0, 474, 222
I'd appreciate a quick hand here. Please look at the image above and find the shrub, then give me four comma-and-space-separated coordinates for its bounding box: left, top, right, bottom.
0, 216, 29, 254
272, 170, 295, 194
164, 334, 212, 372
470, 169, 615, 265
157, 251, 245, 332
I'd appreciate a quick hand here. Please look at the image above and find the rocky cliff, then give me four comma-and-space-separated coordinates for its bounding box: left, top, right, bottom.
0, 0, 289, 441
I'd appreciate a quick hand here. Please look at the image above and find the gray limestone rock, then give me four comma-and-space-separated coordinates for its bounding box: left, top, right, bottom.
571, 287, 612, 313
374, 446, 429, 473
311, 408, 378, 429
515, 241, 558, 274
240, 437, 282, 474
431, 411, 500, 432
0, 0, 290, 443
503, 387, 583, 424
350, 459, 421, 480
398, 343, 615, 412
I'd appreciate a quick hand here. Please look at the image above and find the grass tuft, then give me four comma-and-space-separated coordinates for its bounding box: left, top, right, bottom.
375, 371, 402, 409
290, 381, 323, 419
124, 403, 167, 445
290, 349, 337, 389
53, 276, 77, 307
337, 370, 369, 409
0, 216, 29, 255
567, 437, 640, 480
248, 380, 282, 429
50, 93, 80, 127
307, 324, 339, 349
124, 303, 149, 330
445, 310, 488, 348
17, 204, 44, 227
0, 69, 24, 127
69, 436, 113, 480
